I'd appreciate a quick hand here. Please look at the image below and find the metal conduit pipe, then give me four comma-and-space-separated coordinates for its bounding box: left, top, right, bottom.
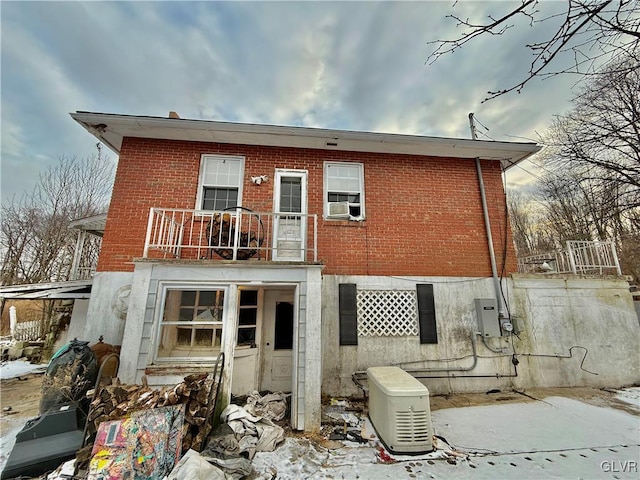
411, 369, 517, 380
352, 331, 478, 385
481, 332, 510, 354
402, 330, 479, 374
475, 157, 505, 319
351, 332, 518, 390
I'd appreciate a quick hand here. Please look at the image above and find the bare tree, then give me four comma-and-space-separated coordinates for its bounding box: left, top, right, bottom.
507, 189, 555, 255
536, 168, 613, 242
542, 56, 640, 211
427, 0, 640, 100
1, 151, 114, 285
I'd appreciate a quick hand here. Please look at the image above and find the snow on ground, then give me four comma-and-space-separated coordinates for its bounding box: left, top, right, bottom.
1, 380, 638, 479
0, 418, 29, 474
0, 360, 47, 474
616, 387, 640, 410
0, 359, 47, 380
252, 395, 640, 479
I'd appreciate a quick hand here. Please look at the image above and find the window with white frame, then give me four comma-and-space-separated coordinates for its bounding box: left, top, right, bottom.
157, 288, 225, 359
197, 155, 244, 211
324, 162, 364, 219
238, 289, 258, 347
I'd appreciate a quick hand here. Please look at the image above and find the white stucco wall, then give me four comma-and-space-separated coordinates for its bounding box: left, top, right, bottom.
322, 274, 640, 398
106, 261, 323, 432
510, 274, 640, 389
83, 271, 133, 345
84, 268, 638, 430
66, 299, 90, 342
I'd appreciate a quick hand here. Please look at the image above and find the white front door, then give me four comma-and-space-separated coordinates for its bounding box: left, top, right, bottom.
231, 288, 262, 395
273, 170, 307, 261
260, 289, 295, 392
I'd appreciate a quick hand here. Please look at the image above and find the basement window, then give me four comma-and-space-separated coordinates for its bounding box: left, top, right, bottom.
357, 290, 419, 337
157, 288, 226, 359
339, 284, 438, 344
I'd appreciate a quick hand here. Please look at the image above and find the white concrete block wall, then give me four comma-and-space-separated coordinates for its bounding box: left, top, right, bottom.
322, 274, 640, 398
510, 274, 640, 389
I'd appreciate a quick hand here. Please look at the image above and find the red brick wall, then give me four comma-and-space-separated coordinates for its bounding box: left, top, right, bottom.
99, 137, 517, 276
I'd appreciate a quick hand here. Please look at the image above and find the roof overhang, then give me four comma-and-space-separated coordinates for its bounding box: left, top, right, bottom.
0, 280, 93, 299
69, 213, 107, 237
70, 111, 541, 170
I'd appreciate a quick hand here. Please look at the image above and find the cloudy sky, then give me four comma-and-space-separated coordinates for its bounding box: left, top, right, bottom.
1, 1, 579, 201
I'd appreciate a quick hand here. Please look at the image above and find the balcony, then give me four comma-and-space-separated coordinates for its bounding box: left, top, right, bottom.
143, 208, 318, 262
517, 240, 622, 275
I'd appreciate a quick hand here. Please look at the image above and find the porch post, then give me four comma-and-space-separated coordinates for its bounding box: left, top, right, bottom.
567, 241, 577, 274
220, 284, 239, 411
70, 230, 87, 280
303, 266, 323, 432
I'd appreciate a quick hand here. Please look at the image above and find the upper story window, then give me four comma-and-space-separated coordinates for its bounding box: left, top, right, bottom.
196, 155, 244, 211
324, 162, 365, 220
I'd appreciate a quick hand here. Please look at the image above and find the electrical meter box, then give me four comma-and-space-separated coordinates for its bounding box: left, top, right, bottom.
475, 298, 500, 337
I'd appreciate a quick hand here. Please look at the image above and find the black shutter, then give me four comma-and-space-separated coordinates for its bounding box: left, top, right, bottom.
339, 283, 358, 345
417, 284, 438, 344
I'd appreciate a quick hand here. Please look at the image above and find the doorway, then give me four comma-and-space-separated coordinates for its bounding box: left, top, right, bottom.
273, 170, 307, 261
260, 289, 295, 392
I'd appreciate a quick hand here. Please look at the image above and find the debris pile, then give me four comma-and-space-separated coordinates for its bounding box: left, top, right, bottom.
40, 339, 98, 414
72, 378, 288, 478
244, 391, 289, 421
75, 373, 217, 472
197, 392, 289, 478
322, 397, 370, 444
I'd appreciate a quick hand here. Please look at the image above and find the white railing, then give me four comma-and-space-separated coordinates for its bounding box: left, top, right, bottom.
518, 240, 622, 275
70, 231, 102, 280
143, 207, 318, 262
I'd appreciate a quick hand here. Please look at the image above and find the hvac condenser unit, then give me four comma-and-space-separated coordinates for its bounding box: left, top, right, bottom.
367, 366, 433, 454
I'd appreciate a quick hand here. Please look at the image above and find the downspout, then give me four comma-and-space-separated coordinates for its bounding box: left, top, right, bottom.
469, 113, 505, 319
475, 157, 505, 319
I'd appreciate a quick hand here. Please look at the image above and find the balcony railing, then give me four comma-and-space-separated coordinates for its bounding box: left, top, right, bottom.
518, 240, 622, 275
143, 207, 318, 262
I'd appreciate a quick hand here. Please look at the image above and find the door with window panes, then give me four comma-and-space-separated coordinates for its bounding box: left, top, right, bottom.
260, 289, 294, 392
273, 170, 307, 261
232, 289, 261, 394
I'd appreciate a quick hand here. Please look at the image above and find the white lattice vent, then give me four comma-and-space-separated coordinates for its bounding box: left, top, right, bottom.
357, 290, 418, 337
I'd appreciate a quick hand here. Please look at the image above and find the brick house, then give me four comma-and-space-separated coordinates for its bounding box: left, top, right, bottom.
70, 111, 541, 431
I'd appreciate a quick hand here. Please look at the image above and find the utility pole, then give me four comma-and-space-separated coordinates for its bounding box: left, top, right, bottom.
468, 112, 478, 140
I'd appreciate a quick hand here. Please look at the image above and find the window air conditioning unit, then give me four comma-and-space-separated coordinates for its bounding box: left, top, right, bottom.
367, 366, 433, 454
328, 201, 350, 218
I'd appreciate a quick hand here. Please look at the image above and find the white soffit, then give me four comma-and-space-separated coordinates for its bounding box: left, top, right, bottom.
70, 111, 541, 169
